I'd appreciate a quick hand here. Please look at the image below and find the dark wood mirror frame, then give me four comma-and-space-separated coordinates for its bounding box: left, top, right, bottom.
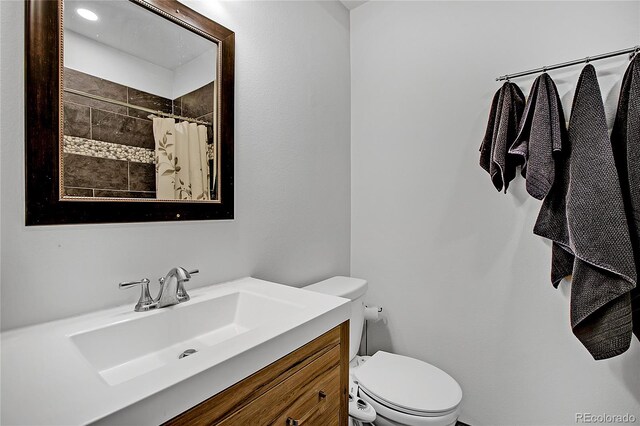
25, 0, 234, 225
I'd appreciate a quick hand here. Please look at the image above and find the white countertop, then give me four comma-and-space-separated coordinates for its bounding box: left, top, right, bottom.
1, 277, 350, 425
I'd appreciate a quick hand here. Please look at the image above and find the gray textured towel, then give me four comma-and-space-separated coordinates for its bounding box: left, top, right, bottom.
509, 73, 567, 200
480, 82, 525, 192
534, 65, 637, 359
611, 54, 640, 342
480, 89, 501, 176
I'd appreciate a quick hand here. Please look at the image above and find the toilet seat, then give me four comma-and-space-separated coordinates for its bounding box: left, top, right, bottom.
353, 351, 462, 417
360, 388, 458, 417
359, 390, 461, 426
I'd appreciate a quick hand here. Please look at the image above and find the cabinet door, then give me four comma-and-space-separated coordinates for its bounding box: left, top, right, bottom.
219, 346, 341, 425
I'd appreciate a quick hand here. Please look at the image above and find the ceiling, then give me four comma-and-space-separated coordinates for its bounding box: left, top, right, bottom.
339, 1, 369, 11
64, 0, 215, 70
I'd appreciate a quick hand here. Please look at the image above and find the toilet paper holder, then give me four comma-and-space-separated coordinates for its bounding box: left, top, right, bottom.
364, 305, 383, 321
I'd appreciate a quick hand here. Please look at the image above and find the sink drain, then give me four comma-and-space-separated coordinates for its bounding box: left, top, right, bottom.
178, 349, 197, 359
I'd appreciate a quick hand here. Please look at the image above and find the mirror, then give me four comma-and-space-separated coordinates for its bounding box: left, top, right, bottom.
25, 0, 234, 224
63, 0, 218, 201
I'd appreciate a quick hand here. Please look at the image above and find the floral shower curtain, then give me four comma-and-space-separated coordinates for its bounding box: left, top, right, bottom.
153, 118, 210, 200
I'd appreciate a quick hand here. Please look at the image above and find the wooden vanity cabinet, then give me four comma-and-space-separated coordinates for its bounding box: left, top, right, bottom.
164, 321, 349, 426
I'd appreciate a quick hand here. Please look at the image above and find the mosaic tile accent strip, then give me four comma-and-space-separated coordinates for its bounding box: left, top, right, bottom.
64, 135, 215, 164
64, 135, 154, 163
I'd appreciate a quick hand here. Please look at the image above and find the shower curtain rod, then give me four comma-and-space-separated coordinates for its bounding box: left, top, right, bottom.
496, 45, 640, 81
63, 88, 213, 126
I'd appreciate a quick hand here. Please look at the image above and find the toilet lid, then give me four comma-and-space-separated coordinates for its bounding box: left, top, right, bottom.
353, 351, 462, 415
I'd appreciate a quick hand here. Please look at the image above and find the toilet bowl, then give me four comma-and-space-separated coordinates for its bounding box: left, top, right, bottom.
354, 352, 461, 426
304, 276, 462, 426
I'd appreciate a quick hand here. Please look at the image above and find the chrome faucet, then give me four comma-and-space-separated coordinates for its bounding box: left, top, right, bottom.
119, 267, 199, 312
156, 267, 194, 308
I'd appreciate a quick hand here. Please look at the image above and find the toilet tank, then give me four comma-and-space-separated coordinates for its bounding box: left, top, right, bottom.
304, 276, 367, 360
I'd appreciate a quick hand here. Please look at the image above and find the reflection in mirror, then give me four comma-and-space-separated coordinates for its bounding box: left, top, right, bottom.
62, 0, 219, 201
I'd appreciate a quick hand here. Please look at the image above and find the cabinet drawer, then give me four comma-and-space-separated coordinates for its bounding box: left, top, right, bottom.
219, 345, 341, 425
299, 405, 340, 426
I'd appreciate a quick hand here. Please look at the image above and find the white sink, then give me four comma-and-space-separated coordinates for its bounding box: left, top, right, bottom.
1, 277, 350, 426
71, 291, 302, 385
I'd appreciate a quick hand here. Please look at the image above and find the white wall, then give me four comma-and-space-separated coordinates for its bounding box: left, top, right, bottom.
351, 2, 640, 425
64, 30, 176, 98
0, 0, 351, 330
64, 30, 216, 99
173, 49, 217, 99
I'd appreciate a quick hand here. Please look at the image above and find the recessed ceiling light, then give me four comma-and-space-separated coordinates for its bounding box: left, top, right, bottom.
76, 8, 98, 21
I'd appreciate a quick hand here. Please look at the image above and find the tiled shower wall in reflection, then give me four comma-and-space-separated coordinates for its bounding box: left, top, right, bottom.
62, 67, 215, 199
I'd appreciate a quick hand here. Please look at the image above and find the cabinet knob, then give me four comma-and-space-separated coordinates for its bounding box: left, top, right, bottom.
286, 418, 299, 426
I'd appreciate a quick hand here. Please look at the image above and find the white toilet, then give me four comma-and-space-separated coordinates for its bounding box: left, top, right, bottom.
305, 276, 462, 426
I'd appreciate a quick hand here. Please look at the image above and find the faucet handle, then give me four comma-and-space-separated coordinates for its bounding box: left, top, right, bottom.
119, 278, 150, 289
176, 268, 199, 303
119, 278, 155, 312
